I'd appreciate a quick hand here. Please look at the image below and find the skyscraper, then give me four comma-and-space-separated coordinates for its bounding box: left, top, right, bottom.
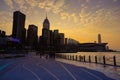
59, 33, 65, 45
12, 11, 26, 44
42, 16, 50, 45
98, 34, 101, 44
39, 16, 65, 53
43, 17, 50, 30
53, 30, 59, 46
27, 24, 38, 49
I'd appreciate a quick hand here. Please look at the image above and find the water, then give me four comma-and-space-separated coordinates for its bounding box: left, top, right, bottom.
57, 52, 120, 66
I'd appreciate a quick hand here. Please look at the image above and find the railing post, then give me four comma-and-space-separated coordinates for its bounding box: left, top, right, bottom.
70, 55, 71, 60
113, 56, 116, 66
103, 56, 106, 65
84, 56, 85, 62
69, 55, 70, 60
89, 56, 91, 63
73, 55, 74, 61
79, 55, 81, 62
76, 55, 77, 61
95, 56, 97, 63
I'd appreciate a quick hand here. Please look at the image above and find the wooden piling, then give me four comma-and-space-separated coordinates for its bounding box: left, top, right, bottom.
89, 56, 91, 63
73, 55, 74, 61
95, 56, 97, 63
79, 55, 81, 61
76, 55, 77, 61
113, 56, 116, 66
70, 55, 71, 60
84, 56, 85, 62
68, 55, 70, 60
103, 56, 106, 65
64, 55, 66, 59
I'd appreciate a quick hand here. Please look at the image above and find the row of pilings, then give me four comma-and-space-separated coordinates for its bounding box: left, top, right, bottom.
56, 54, 117, 66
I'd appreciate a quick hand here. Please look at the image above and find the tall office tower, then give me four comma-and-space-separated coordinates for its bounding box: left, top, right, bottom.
43, 17, 50, 30
27, 24, 38, 49
59, 33, 65, 45
65, 38, 68, 45
12, 11, 26, 43
50, 30, 54, 46
98, 34, 101, 44
21, 28, 26, 44
42, 16, 50, 45
53, 29, 59, 46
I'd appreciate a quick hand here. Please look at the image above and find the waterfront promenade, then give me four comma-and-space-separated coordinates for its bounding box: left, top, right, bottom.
0, 52, 118, 80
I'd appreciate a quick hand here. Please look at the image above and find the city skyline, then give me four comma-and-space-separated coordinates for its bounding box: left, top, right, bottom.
0, 0, 120, 51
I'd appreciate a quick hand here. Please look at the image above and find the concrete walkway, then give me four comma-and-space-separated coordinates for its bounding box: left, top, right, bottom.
56, 58, 120, 80
0, 52, 116, 80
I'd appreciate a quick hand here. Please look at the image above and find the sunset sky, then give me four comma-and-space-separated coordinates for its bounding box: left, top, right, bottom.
0, 0, 120, 51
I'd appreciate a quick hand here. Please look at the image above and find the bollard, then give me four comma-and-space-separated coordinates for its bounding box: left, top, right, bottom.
69, 55, 70, 60
76, 55, 77, 61
95, 56, 97, 63
113, 56, 116, 66
89, 56, 91, 63
73, 55, 75, 61
84, 56, 86, 62
103, 56, 106, 65
79, 55, 81, 62
70, 55, 71, 60
72, 55, 74, 61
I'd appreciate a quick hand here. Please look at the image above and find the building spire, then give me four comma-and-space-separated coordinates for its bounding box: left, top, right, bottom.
46, 12, 47, 19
